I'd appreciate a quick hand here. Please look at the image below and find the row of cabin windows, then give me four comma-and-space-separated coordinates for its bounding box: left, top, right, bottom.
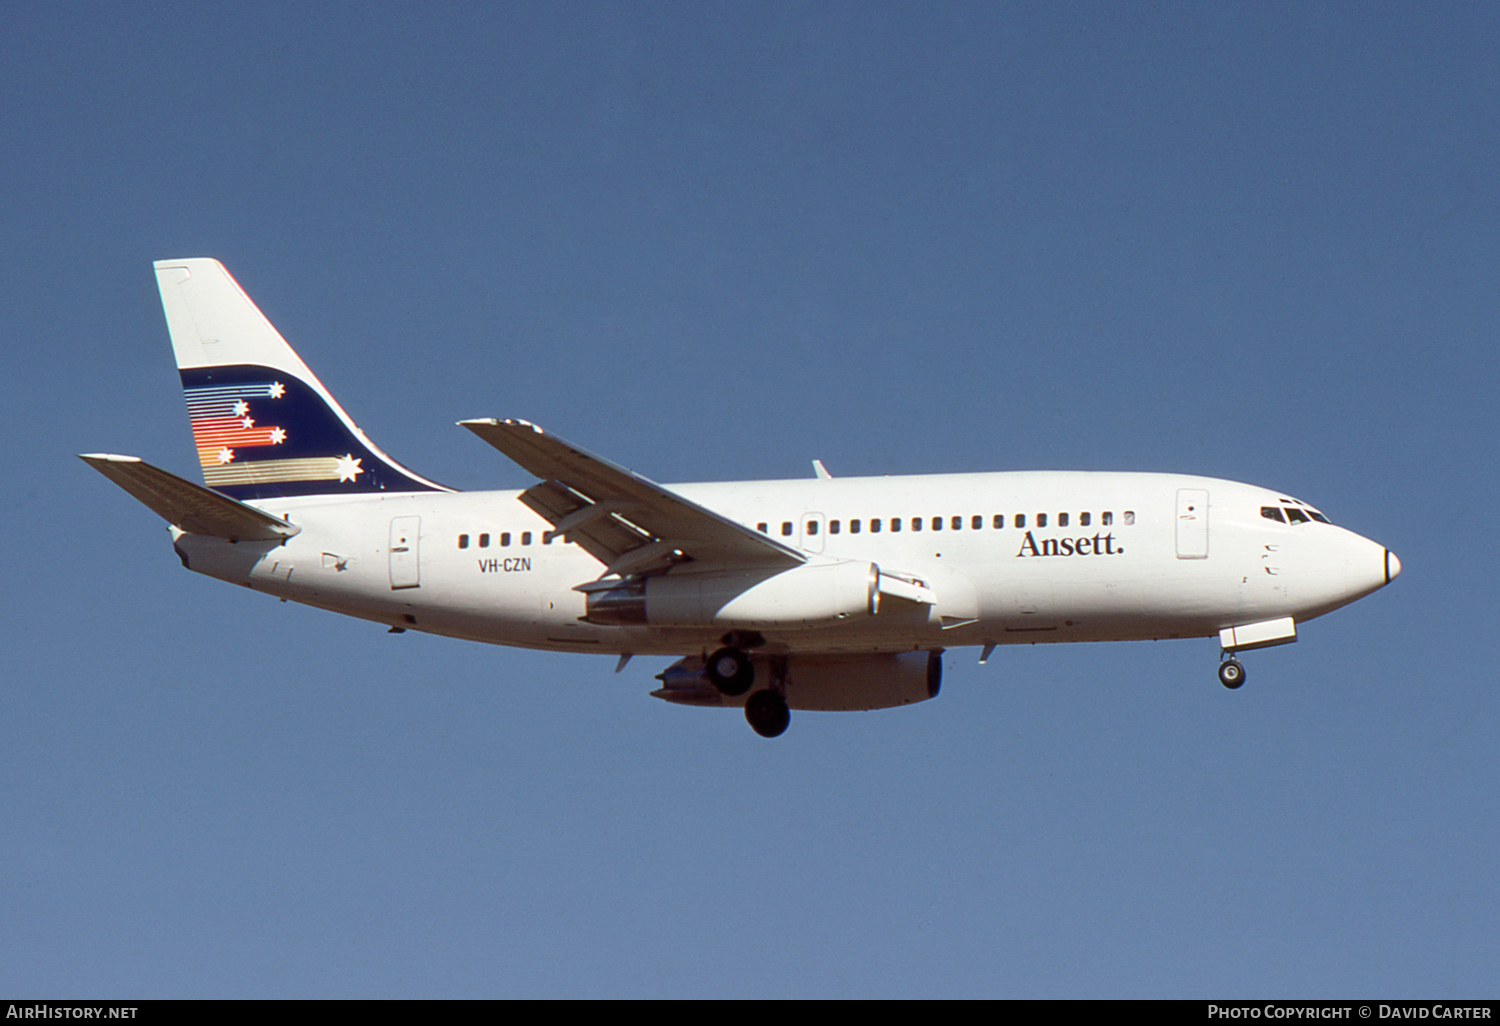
758, 510, 1135, 537
460, 506, 1319, 547
456, 531, 558, 549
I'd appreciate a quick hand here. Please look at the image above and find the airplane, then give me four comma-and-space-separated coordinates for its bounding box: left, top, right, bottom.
82, 258, 1402, 737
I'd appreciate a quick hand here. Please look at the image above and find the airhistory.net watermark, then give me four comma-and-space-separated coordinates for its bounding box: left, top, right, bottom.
6, 1007, 138, 1019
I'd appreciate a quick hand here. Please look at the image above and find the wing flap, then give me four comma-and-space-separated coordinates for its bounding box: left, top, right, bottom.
459, 418, 803, 571
516, 478, 649, 568
79, 454, 299, 541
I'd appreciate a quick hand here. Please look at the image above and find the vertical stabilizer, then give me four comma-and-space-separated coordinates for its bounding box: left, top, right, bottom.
154, 259, 446, 500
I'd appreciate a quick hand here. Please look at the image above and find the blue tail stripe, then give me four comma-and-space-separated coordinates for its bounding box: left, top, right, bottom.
180, 364, 439, 500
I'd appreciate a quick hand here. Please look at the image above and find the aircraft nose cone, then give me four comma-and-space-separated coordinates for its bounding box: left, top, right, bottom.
1385, 548, 1401, 584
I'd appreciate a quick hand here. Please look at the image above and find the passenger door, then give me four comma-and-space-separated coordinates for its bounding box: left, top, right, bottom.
389, 516, 421, 589
1175, 489, 1209, 559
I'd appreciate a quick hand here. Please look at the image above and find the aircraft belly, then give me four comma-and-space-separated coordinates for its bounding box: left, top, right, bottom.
969, 548, 1255, 643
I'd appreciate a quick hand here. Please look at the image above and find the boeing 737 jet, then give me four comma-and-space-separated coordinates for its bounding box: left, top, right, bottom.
83, 259, 1401, 736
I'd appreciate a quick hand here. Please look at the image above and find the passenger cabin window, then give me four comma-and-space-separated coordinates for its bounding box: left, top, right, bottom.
501, 532, 512, 547
1101, 512, 1113, 526
1058, 513, 1069, 528
1015, 514, 1026, 528
521, 531, 533, 545
806, 520, 819, 535
953, 516, 963, 530
1037, 513, 1047, 528
871, 519, 881, 533
830, 520, 841, 534
850, 519, 862, 534
781, 522, 793, 537
891, 518, 901, 532
1123, 511, 1135, 525
458, 534, 469, 549
479, 533, 490, 548
1261, 506, 1286, 524
993, 514, 1004, 529
757, 523, 768, 533
973, 515, 983, 530
912, 517, 922, 532
1080, 512, 1091, 527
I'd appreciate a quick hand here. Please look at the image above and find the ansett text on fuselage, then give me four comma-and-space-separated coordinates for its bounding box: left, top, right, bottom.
1014, 530, 1123, 558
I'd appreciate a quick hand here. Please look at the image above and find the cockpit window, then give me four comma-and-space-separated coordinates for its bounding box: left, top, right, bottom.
1264, 504, 1332, 525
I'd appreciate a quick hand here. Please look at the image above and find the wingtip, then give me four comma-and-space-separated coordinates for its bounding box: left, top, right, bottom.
457, 418, 542, 434
78, 453, 142, 464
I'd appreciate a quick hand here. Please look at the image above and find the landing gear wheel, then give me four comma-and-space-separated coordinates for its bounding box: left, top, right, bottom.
1218, 657, 1246, 689
745, 689, 791, 738
706, 647, 755, 696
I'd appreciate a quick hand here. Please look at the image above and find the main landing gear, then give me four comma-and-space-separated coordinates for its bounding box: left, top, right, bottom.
1218, 653, 1246, 689
704, 637, 791, 737
705, 646, 755, 696
744, 689, 791, 738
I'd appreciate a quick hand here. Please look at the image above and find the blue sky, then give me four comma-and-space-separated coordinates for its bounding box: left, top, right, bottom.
3, 0, 1496, 998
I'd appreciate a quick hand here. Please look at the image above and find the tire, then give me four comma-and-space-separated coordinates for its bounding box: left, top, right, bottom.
1218, 658, 1245, 689
745, 689, 791, 738
705, 647, 755, 696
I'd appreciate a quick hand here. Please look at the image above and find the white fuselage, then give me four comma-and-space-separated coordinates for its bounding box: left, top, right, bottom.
172, 470, 1393, 658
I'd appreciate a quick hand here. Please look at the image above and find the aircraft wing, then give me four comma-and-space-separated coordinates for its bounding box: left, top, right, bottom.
459, 418, 805, 576
79, 453, 300, 541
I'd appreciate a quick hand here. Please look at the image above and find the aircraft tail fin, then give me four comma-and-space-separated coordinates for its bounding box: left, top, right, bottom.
154, 259, 446, 500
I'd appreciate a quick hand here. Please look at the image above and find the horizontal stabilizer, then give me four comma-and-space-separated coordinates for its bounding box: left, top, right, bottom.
78, 454, 299, 541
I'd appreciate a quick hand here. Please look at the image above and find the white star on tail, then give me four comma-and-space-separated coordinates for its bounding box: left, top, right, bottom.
334, 454, 363, 482
269, 382, 286, 399
269, 427, 286, 444
216, 447, 235, 464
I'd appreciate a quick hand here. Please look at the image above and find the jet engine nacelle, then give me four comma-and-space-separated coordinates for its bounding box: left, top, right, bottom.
654, 649, 943, 712
586, 560, 879, 629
